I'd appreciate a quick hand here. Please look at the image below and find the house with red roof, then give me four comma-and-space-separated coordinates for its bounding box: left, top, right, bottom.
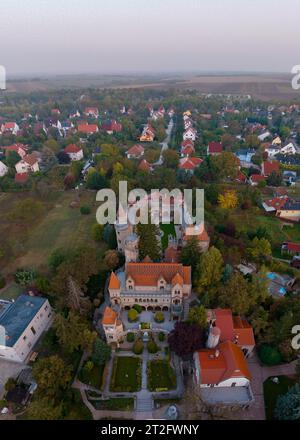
248, 174, 266, 186
178, 157, 203, 174
126, 144, 145, 159
262, 160, 280, 177
77, 123, 99, 135
180, 140, 195, 157
64, 144, 83, 161
102, 119, 122, 134
207, 141, 222, 156
2, 143, 28, 159
15, 154, 40, 174
14, 173, 29, 184
84, 107, 99, 118
281, 242, 300, 255
101, 306, 124, 346
183, 127, 197, 141
193, 308, 255, 406
138, 159, 152, 172
140, 124, 155, 142
1, 122, 20, 136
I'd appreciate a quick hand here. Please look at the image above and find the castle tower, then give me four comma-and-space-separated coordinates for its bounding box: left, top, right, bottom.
206, 325, 221, 349
124, 233, 139, 262
115, 222, 133, 253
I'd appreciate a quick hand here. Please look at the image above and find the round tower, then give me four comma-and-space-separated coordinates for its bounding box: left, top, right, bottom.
206, 325, 221, 349
124, 233, 139, 262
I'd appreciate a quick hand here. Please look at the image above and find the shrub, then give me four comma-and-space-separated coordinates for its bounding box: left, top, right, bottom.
14, 268, 37, 286
128, 308, 138, 323
133, 339, 144, 355
147, 340, 159, 354
133, 304, 142, 314
259, 344, 282, 366
80, 205, 91, 215
91, 224, 103, 241
154, 311, 164, 323
158, 332, 165, 342
127, 332, 135, 343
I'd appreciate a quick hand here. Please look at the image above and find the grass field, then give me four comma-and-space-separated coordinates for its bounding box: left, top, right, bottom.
263, 376, 296, 420
0, 190, 107, 276
89, 397, 134, 411
110, 356, 142, 392
79, 361, 105, 390
160, 223, 176, 250
0, 282, 23, 300
147, 360, 177, 392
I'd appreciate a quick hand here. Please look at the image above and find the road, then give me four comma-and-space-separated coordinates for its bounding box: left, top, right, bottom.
153, 118, 174, 166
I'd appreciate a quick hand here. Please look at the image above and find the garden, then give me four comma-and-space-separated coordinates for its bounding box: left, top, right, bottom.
78, 359, 105, 390
263, 375, 296, 420
110, 356, 142, 392
147, 359, 177, 392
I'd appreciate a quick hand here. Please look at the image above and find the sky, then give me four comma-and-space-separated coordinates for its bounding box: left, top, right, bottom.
1, 0, 300, 76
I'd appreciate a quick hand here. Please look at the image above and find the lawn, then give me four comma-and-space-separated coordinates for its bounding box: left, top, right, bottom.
110, 356, 142, 392
263, 375, 297, 420
147, 359, 177, 392
89, 397, 134, 411
0, 282, 23, 300
160, 223, 176, 250
0, 190, 107, 275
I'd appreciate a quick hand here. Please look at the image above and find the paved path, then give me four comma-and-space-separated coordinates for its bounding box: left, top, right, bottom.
154, 118, 174, 166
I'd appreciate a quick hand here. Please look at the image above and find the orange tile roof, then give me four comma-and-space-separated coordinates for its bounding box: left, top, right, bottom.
232, 316, 256, 347
172, 273, 183, 286
214, 309, 255, 347
102, 306, 117, 325
198, 341, 251, 384
24, 154, 38, 166
65, 144, 82, 153
126, 262, 191, 286
183, 226, 209, 242
109, 272, 121, 289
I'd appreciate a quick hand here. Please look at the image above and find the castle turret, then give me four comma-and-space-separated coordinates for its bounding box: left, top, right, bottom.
124, 233, 139, 262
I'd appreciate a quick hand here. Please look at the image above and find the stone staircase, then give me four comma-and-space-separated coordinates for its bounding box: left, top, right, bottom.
136, 395, 153, 412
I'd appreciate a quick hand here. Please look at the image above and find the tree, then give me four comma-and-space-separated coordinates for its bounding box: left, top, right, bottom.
162, 149, 179, 168
249, 306, 270, 340
216, 272, 256, 315
53, 312, 96, 354
267, 171, 282, 187
137, 223, 162, 261
154, 311, 165, 323
27, 398, 63, 420
168, 322, 205, 360
188, 305, 207, 329
86, 169, 107, 190
44, 139, 60, 154
66, 276, 92, 316
92, 338, 112, 365
128, 308, 138, 322
196, 246, 223, 295
104, 250, 120, 270
64, 172, 76, 189
6, 151, 21, 167
275, 385, 300, 420
56, 150, 71, 164
258, 344, 282, 366
32, 355, 73, 399
48, 248, 68, 271
210, 152, 239, 181
15, 268, 36, 286
218, 190, 238, 209
247, 237, 272, 262
180, 236, 202, 274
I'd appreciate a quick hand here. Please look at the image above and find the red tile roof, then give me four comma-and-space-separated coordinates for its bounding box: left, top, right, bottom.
102, 307, 117, 325
250, 174, 265, 183
286, 242, 300, 253
14, 173, 29, 184
77, 123, 98, 133
208, 142, 222, 154
108, 272, 121, 290
138, 159, 151, 171
126, 262, 191, 286
262, 160, 280, 176
127, 144, 144, 155
214, 309, 255, 347
64, 144, 82, 154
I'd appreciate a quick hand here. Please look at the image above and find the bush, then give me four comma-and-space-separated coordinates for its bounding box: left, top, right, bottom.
154, 311, 165, 323
158, 332, 165, 342
133, 339, 144, 355
127, 332, 135, 343
0, 276, 6, 289
147, 340, 159, 354
80, 205, 91, 215
91, 224, 103, 241
259, 344, 282, 366
128, 308, 138, 322
133, 304, 142, 313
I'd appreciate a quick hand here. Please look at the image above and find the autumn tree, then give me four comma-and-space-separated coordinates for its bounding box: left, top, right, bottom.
211, 152, 239, 181
247, 237, 272, 263
180, 236, 202, 274
168, 322, 205, 360
53, 312, 96, 353
104, 250, 120, 270
27, 398, 63, 420
187, 305, 208, 329
218, 190, 238, 209
196, 246, 224, 296
163, 149, 179, 168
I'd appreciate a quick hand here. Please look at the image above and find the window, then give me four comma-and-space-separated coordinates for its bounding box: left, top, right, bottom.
23, 335, 27, 341
31, 326, 36, 335
44, 305, 48, 311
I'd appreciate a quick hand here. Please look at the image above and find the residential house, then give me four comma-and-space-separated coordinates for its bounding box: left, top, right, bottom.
283, 170, 297, 186
0, 295, 53, 363
2, 144, 28, 159
77, 123, 99, 135
1, 122, 20, 135
180, 140, 195, 157
235, 148, 255, 164
183, 127, 197, 141
102, 119, 122, 134
261, 160, 280, 177
14, 173, 29, 185
207, 142, 222, 156
69, 110, 81, 119
0, 161, 8, 177
248, 174, 266, 186
281, 242, 300, 256
84, 107, 99, 118
181, 224, 210, 253
140, 124, 155, 142
276, 198, 300, 222
178, 157, 203, 174
167, 107, 175, 118
126, 144, 145, 159
15, 154, 40, 174
64, 144, 84, 161
262, 196, 289, 213
138, 159, 152, 172
258, 130, 271, 142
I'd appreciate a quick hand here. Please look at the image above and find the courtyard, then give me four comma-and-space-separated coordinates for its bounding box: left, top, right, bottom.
109, 356, 142, 393
121, 310, 175, 332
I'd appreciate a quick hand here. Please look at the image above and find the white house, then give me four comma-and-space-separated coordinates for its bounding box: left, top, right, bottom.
0, 295, 53, 363
258, 130, 271, 142
0, 161, 8, 177
266, 142, 296, 158
0, 122, 20, 136
15, 154, 40, 174
64, 144, 84, 161
183, 127, 197, 141
280, 142, 297, 155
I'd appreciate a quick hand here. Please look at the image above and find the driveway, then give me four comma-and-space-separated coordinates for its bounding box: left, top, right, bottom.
0, 359, 28, 398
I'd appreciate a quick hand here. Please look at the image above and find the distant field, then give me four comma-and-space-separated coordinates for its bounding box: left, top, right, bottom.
5, 73, 300, 101
0, 190, 106, 276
